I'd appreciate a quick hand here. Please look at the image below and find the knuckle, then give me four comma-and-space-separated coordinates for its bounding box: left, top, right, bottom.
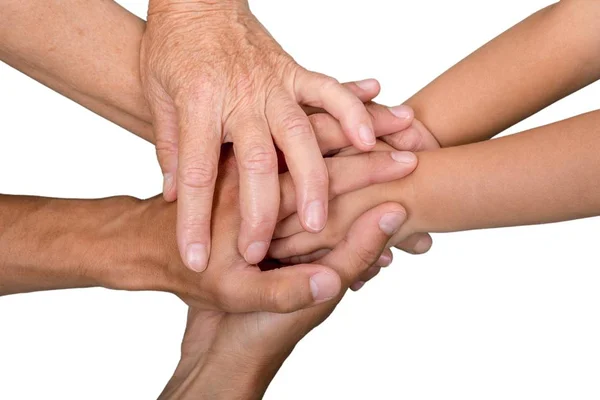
263, 284, 296, 313
240, 145, 278, 174
303, 165, 329, 189
317, 75, 341, 92
351, 243, 381, 273
280, 114, 314, 141
308, 113, 331, 135
179, 160, 218, 189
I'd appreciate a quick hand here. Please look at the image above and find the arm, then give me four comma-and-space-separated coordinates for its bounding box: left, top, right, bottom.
0, 195, 157, 296
0, 0, 153, 142
403, 0, 600, 147
270, 110, 600, 258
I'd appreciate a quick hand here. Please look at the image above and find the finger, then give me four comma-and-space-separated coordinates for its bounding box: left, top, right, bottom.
230, 113, 280, 265
302, 79, 381, 115
382, 119, 441, 152
392, 232, 433, 255
219, 262, 342, 313
176, 102, 221, 273
148, 94, 180, 202
350, 266, 382, 292
295, 69, 376, 151
277, 150, 417, 225
311, 104, 413, 155
267, 90, 329, 233
279, 249, 332, 265
318, 203, 407, 285
378, 248, 394, 268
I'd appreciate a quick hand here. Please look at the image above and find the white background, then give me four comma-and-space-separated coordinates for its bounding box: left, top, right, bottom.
1, 1, 599, 399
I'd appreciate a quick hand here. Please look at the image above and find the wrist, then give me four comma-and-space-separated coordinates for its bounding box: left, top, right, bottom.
97, 196, 175, 294
148, 0, 249, 15
162, 349, 287, 400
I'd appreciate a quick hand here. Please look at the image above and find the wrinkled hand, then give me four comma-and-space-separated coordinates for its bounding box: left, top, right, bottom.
141, 0, 380, 272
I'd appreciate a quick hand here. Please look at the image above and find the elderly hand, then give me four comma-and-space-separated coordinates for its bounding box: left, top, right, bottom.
141, 0, 379, 272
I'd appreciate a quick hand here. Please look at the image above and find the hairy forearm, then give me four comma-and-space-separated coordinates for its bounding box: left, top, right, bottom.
0, 0, 153, 141
0, 195, 165, 296
406, 0, 600, 147
397, 110, 600, 234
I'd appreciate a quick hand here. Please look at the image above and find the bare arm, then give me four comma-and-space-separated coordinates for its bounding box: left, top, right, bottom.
0, 195, 154, 296
405, 0, 600, 147
271, 110, 600, 257
0, 0, 153, 141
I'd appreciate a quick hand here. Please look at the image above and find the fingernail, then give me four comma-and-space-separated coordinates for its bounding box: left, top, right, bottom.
163, 173, 174, 193
391, 151, 417, 164
389, 105, 412, 119
244, 241, 269, 265
378, 254, 392, 267
379, 212, 405, 236
355, 78, 378, 91
186, 243, 208, 272
305, 200, 326, 232
310, 272, 340, 302
358, 124, 376, 146
351, 281, 366, 292
414, 237, 432, 254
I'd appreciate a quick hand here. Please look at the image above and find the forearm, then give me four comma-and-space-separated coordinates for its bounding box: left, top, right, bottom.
0, 194, 163, 296
0, 0, 153, 141
406, 0, 600, 147
161, 335, 287, 400
397, 110, 600, 234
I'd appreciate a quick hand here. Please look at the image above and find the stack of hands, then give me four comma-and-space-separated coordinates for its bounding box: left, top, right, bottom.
3, 0, 600, 398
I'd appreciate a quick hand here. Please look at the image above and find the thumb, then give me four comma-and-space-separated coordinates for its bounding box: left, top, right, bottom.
219, 263, 342, 313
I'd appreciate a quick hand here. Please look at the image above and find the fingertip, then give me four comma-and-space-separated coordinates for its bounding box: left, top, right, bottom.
303, 200, 327, 233
378, 209, 407, 236
414, 235, 433, 254
378, 250, 393, 267
243, 241, 269, 265
357, 124, 376, 148
388, 105, 414, 121
354, 78, 381, 95
162, 173, 177, 202
185, 242, 209, 272
310, 269, 341, 303
390, 151, 418, 165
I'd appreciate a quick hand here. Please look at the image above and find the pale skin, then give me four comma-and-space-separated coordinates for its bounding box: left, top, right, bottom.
271, 0, 600, 264
1, 0, 384, 273
142, 0, 388, 272
0, 0, 434, 298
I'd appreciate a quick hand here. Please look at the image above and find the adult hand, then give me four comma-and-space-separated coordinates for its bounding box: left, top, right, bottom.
160, 181, 405, 400
141, 0, 378, 271
133, 145, 416, 314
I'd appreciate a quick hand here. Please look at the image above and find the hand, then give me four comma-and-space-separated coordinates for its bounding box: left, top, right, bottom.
141, 0, 381, 272
270, 118, 440, 290
130, 144, 416, 314
160, 185, 406, 400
